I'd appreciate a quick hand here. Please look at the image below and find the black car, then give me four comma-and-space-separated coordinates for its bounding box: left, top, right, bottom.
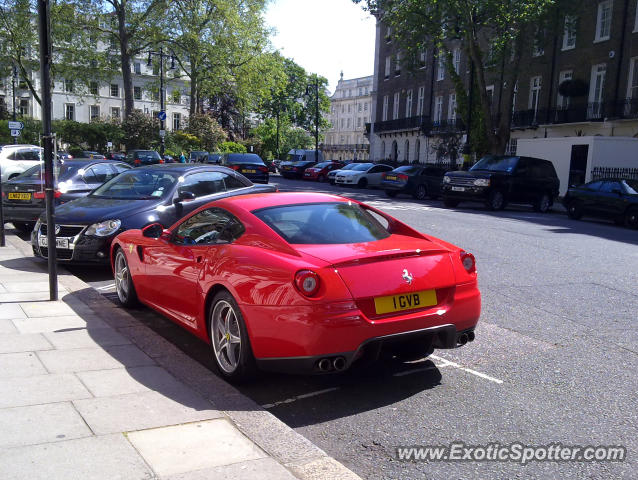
202, 153, 222, 164
563, 178, 638, 228
441, 155, 560, 212
381, 164, 447, 200
220, 153, 269, 184
3, 159, 130, 233
189, 151, 209, 163
105, 152, 126, 161
278, 160, 317, 179
126, 150, 163, 167
30, 164, 276, 264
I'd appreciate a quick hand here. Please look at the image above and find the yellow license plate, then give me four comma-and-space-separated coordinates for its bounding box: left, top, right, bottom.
244, 169, 256, 173
374, 289, 437, 314
385, 175, 397, 181
8, 192, 31, 200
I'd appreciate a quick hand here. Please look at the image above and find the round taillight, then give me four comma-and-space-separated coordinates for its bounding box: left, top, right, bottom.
294, 270, 320, 297
460, 251, 476, 273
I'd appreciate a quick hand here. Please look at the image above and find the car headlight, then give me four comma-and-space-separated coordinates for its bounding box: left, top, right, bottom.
443, 175, 451, 184
58, 181, 70, 193
85, 219, 122, 237
474, 178, 490, 187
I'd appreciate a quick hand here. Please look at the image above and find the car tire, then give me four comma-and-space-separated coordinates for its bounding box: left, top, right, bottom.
443, 197, 460, 208
566, 200, 583, 220
534, 193, 552, 213
318, 175, 326, 183
487, 190, 506, 211
385, 190, 398, 198
625, 208, 638, 229
209, 290, 256, 382
114, 249, 139, 307
357, 178, 368, 189
12, 222, 35, 233
413, 184, 427, 200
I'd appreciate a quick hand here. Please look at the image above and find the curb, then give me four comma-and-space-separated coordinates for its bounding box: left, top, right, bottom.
7, 233, 361, 480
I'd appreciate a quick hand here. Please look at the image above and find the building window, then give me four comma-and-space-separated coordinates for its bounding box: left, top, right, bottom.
595, 0, 612, 42
437, 52, 445, 81
111, 107, 120, 119
529, 76, 542, 120
433, 96, 443, 124
533, 30, 545, 56
110, 83, 119, 97
628, 57, 638, 99
64, 79, 74, 93
486, 85, 495, 110
134, 86, 142, 100
448, 93, 457, 121
357, 117, 362, 127
385, 56, 391, 79
19, 98, 29, 116
173, 112, 181, 130
557, 70, 573, 108
358, 87, 363, 96
419, 50, 427, 68
109, 36, 117, 50
340, 119, 344, 129
364, 102, 368, 111
385, 25, 392, 42
89, 105, 100, 122
382, 95, 389, 121
394, 52, 401, 76
347, 118, 351, 128
358, 103, 362, 112
415, 139, 420, 162
348, 104, 351, 113
65, 103, 75, 121
404, 140, 410, 162
134, 62, 141, 74
417, 87, 425, 116
453, 48, 461, 74
562, 15, 577, 50
589, 63, 607, 118
393, 92, 400, 120
405, 89, 413, 117
89, 81, 98, 95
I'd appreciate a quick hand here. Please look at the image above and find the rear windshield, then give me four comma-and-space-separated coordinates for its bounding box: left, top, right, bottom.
133, 151, 161, 160
393, 165, 420, 174
471, 156, 519, 172
351, 163, 373, 171
254, 202, 390, 244
226, 154, 264, 165
313, 162, 332, 169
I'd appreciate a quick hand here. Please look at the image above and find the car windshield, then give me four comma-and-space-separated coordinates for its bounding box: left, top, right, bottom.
254, 202, 390, 244
624, 180, 638, 194
471, 156, 519, 172
314, 162, 332, 169
393, 166, 420, 174
90, 170, 178, 199
226, 154, 264, 165
351, 163, 373, 171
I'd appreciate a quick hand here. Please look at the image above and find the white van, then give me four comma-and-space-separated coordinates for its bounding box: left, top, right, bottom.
0, 145, 43, 181
287, 149, 324, 163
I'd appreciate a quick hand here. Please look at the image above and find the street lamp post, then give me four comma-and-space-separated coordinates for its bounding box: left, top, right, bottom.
147, 48, 175, 157
305, 77, 320, 162
12, 65, 17, 144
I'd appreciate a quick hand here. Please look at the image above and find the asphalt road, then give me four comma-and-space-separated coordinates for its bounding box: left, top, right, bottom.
63, 175, 637, 479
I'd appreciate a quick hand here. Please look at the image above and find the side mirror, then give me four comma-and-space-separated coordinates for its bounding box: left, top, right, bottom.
142, 223, 164, 239
174, 190, 196, 204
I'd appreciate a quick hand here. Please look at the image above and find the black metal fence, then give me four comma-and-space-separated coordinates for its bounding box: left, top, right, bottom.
591, 167, 638, 181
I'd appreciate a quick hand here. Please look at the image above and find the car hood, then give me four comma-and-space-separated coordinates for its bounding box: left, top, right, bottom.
446, 170, 507, 179
43, 195, 162, 224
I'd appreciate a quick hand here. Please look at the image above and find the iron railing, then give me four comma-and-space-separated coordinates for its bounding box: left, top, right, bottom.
591, 167, 638, 181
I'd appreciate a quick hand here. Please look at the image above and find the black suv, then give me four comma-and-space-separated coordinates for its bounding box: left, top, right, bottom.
441, 155, 560, 212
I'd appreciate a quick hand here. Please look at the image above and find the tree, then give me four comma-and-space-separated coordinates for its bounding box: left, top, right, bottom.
185, 113, 227, 152
251, 117, 312, 160
354, 0, 570, 154
122, 110, 159, 150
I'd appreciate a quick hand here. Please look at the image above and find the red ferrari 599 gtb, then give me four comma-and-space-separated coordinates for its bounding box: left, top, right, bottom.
111, 192, 480, 381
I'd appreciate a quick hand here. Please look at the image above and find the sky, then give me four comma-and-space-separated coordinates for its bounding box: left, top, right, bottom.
265, 0, 376, 95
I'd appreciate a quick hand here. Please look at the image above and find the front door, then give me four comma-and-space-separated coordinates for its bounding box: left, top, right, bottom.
569, 145, 588, 186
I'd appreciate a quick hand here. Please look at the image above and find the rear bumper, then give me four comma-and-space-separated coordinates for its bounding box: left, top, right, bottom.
381, 182, 410, 192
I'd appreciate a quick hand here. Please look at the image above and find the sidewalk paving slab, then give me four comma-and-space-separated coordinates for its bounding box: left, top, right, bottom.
0, 373, 92, 408
165, 457, 298, 480
44, 327, 131, 350
12, 314, 109, 334
37, 344, 156, 373
0, 332, 52, 354
0, 352, 47, 378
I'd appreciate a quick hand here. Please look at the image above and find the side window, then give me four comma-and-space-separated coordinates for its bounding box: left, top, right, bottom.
178, 172, 226, 198
82, 168, 97, 184
85, 163, 116, 184
223, 173, 246, 190
369, 166, 382, 173
24, 149, 42, 161
174, 208, 245, 245
599, 181, 621, 193
112, 163, 131, 174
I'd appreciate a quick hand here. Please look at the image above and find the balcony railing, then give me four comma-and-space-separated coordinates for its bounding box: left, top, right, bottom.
512, 100, 638, 128
322, 144, 369, 151
429, 118, 466, 134
373, 115, 430, 133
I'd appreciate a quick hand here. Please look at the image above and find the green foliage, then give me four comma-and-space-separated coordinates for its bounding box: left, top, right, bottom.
0, 117, 41, 144
122, 110, 160, 150
185, 114, 227, 152
251, 117, 312, 160
219, 141, 246, 154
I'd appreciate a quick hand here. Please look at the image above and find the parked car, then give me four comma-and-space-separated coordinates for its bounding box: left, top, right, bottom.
3, 159, 131, 233
56, 151, 74, 160
381, 164, 447, 200
163, 154, 175, 163
563, 178, 638, 228
111, 191, 480, 381
0, 144, 42, 181
105, 152, 126, 161
286, 148, 324, 163
126, 150, 163, 167
219, 153, 269, 184
202, 153, 222, 164
189, 151, 209, 163
327, 162, 360, 185
334, 162, 393, 188
78, 151, 106, 160
303, 161, 345, 182
441, 155, 560, 212
279, 160, 317, 179
30, 164, 276, 264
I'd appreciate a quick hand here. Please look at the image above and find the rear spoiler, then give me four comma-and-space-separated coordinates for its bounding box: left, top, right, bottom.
330, 248, 450, 268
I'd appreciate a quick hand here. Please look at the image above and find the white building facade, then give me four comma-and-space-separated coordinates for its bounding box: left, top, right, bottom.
323, 73, 372, 161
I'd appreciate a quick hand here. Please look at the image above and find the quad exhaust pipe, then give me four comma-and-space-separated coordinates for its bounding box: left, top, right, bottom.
457, 331, 476, 346
317, 356, 347, 372
317, 358, 332, 372
333, 356, 346, 371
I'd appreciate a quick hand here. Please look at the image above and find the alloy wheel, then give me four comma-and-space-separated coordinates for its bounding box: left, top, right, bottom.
211, 300, 242, 373
115, 251, 130, 303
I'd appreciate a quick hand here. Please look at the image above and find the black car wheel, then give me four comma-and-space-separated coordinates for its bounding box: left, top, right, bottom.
625, 208, 638, 229
318, 175, 327, 183
209, 290, 255, 382
414, 184, 427, 200
385, 190, 398, 198
443, 197, 460, 208
487, 190, 506, 211
566, 200, 583, 220
114, 249, 139, 307
12, 222, 35, 233
534, 193, 552, 213
358, 178, 368, 189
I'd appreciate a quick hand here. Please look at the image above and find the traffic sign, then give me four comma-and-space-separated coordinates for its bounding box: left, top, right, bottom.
10, 129, 21, 137
159, 130, 166, 137
107, 141, 113, 148
8, 121, 24, 130
157, 111, 166, 121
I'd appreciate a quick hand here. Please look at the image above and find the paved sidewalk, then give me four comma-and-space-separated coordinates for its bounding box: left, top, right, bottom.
0, 233, 360, 480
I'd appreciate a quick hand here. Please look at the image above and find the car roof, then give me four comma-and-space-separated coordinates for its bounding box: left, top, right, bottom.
216, 192, 349, 211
